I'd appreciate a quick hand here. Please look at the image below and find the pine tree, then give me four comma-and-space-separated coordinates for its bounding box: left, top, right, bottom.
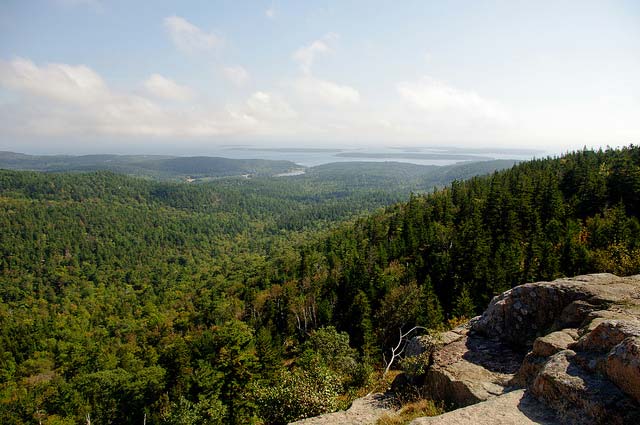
421, 279, 444, 329
452, 285, 476, 319
255, 326, 282, 380
350, 290, 375, 357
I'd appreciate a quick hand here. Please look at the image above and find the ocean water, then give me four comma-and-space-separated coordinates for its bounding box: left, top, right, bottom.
205, 146, 547, 167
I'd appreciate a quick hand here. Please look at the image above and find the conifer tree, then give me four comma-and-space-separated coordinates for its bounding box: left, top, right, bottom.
452, 285, 476, 319
421, 279, 444, 329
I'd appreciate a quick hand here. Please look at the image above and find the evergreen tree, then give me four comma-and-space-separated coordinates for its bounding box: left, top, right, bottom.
350, 290, 375, 357
255, 326, 283, 381
421, 279, 444, 329
452, 285, 476, 319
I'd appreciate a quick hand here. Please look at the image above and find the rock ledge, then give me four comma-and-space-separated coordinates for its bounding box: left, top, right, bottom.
406, 273, 640, 424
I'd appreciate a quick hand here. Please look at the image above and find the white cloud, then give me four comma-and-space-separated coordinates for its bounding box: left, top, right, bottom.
6, 58, 600, 149
222, 65, 250, 87
289, 34, 360, 108
0, 58, 109, 104
397, 76, 508, 121
246, 91, 296, 120
143, 74, 194, 101
292, 76, 360, 106
0, 58, 250, 139
293, 33, 338, 74
164, 16, 222, 53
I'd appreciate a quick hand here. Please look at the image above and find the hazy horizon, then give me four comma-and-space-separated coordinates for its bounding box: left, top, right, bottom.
1, 1, 639, 154
1, 143, 549, 156
2, 144, 551, 169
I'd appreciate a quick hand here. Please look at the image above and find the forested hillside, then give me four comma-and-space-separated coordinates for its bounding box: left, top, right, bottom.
1, 147, 639, 424
278, 146, 640, 360
0, 152, 300, 179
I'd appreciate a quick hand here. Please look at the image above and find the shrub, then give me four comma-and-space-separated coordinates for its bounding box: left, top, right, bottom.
254, 364, 341, 424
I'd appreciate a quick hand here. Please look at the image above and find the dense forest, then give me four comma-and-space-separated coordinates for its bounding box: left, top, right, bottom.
1, 147, 640, 424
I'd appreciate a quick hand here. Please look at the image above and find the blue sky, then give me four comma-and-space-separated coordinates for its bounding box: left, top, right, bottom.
1, 0, 639, 154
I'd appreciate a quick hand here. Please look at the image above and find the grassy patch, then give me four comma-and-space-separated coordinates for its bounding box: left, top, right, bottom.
376, 399, 444, 424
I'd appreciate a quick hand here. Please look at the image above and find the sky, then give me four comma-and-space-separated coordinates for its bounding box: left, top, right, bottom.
0, 0, 639, 155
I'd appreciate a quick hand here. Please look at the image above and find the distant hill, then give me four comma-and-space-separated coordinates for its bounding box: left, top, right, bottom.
0, 151, 519, 185
0, 152, 518, 183
303, 160, 520, 190
0, 151, 301, 179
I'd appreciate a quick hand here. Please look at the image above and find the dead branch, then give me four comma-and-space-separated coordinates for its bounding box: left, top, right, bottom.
382, 325, 427, 378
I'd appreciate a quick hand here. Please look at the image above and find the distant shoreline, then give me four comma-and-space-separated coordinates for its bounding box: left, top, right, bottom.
227, 147, 345, 153
335, 152, 493, 161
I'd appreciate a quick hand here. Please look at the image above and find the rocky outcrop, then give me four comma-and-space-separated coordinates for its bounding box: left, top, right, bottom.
473, 273, 640, 347
409, 389, 559, 425
606, 336, 640, 403
289, 393, 395, 425
530, 349, 637, 424
399, 326, 523, 407
403, 273, 640, 424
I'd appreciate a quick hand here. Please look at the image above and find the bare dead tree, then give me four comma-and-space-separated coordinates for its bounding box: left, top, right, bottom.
382, 325, 427, 378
